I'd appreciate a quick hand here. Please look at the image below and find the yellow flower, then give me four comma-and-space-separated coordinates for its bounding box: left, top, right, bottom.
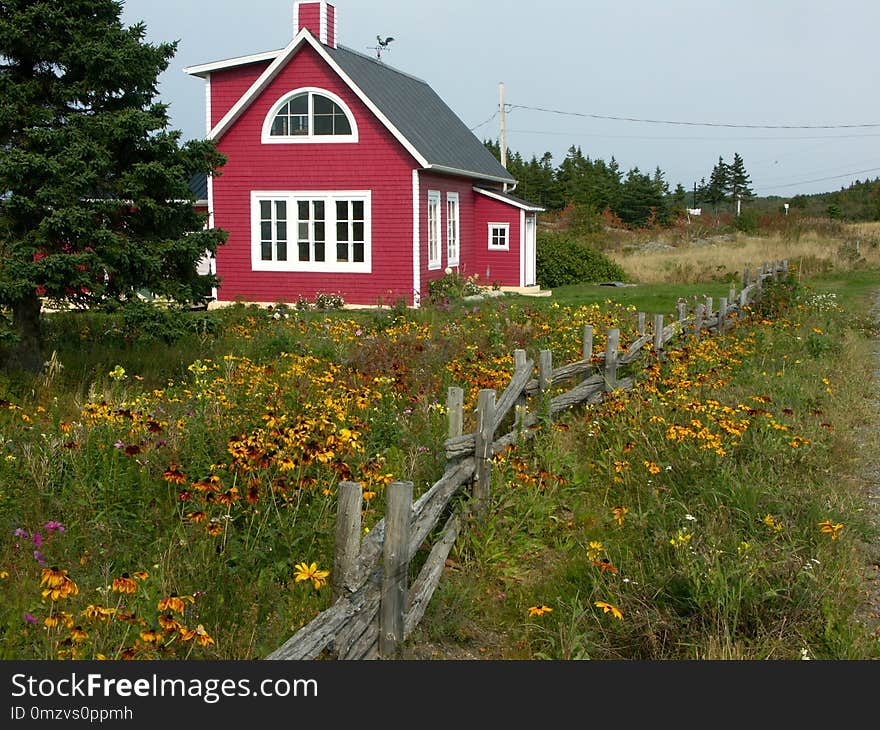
587, 541, 604, 561
644, 460, 661, 475
595, 601, 623, 620
111, 574, 138, 594
611, 506, 629, 526
818, 520, 844, 540
157, 594, 195, 614
763, 514, 784, 532
528, 604, 553, 617
293, 561, 330, 590
108, 365, 127, 381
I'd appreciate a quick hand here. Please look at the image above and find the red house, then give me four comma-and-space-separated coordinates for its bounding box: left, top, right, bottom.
184, 1, 543, 307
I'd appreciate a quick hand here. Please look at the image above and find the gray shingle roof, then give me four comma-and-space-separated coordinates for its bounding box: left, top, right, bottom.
325, 45, 515, 184
188, 172, 208, 201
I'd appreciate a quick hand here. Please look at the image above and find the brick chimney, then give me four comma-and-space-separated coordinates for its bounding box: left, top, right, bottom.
294, 1, 337, 48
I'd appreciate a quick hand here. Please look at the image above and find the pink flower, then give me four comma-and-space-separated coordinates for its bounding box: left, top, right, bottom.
32, 532, 42, 548
23, 613, 37, 624
44, 521, 65, 534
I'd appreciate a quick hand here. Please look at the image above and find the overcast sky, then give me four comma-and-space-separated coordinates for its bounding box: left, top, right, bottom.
121, 0, 880, 198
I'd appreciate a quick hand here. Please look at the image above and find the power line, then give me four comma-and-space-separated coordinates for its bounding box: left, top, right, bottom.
507, 128, 880, 142
755, 166, 880, 192
508, 104, 880, 130
469, 111, 497, 132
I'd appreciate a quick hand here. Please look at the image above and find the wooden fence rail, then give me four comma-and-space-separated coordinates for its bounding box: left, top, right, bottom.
265, 260, 787, 660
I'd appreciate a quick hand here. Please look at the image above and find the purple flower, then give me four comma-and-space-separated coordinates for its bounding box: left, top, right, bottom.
114, 440, 125, 449
33, 550, 46, 566
23, 613, 38, 624
44, 521, 64, 534
32, 532, 42, 548
355, 329, 363, 337
13, 528, 29, 539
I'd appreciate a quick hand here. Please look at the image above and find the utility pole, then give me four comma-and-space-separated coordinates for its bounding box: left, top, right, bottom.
499, 82, 508, 192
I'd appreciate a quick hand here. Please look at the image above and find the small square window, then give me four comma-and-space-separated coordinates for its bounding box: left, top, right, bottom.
488, 223, 510, 250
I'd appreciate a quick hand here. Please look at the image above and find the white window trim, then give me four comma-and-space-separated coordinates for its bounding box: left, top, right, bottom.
427, 190, 442, 270
261, 87, 358, 144
250, 190, 371, 273
488, 222, 510, 251
446, 192, 460, 268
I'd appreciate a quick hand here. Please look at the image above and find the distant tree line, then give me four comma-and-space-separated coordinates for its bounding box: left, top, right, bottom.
485, 141, 756, 227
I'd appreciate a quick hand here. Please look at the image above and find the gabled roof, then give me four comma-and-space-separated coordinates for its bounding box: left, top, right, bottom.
184, 30, 515, 185
474, 185, 545, 212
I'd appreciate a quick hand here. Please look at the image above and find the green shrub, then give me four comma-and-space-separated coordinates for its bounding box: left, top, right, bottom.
536, 233, 627, 288
427, 270, 482, 305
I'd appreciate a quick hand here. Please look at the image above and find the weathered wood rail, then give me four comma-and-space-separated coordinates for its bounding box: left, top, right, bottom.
266, 260, 788, 660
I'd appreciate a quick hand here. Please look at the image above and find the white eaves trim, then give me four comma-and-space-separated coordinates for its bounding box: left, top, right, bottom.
473, 186, 545, 212
198, 29, 430, 168
183, 49, 283, 78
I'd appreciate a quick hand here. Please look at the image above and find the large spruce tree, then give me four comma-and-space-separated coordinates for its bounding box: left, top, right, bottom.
0, 0, 227, 371
728, 152, 754, 201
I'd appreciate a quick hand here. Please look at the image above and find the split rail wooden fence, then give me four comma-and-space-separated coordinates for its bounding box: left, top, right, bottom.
266, 260, 788, 660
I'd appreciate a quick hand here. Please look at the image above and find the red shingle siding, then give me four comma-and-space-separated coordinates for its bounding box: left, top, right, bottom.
297, 3, 321, 39
210, 62, 271, 129
473, 194, 522, 287
212, 44, 419, 306
326, 5, 336, 48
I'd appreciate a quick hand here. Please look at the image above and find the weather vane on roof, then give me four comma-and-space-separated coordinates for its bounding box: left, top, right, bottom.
368, 35, 394, 61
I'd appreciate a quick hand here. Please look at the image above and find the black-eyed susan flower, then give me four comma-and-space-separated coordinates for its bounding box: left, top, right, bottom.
818, 520, 844, 540
111, 573, 137, 594
157, 594, 195, 614
293, 561, 330, 590
40, 568, 78, 601
82, 605, 116, 621
528, 605, 553, 617
595, 601, 623, 620
612, 506, 629, 525
70, 626, 89, 643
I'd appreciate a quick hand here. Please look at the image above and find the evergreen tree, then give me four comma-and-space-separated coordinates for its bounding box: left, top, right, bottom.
728, 152, 754, 201
0, 0, 227, 371
617, 167, 668, 227
706, 156, 731, 208
672, 182, 688, 209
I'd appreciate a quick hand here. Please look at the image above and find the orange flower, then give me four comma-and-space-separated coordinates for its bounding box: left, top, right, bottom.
611, 506, 629, 525
527, 605, 553, 617
595, 601, 623, 620
162, 465, 187, 484
818, 520, 844, 540
40, 568, 78, 601
157, 594, 195, 614
111, 574, 138, 594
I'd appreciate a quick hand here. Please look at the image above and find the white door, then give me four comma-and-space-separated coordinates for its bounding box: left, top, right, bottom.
524, 214, 537, 286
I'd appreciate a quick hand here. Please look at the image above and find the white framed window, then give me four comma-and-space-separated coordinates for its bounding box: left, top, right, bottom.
251, 190, 371, 273
261, 87, 358, 144
446, 192, 460, 267
488, 222, 510, 251
427, 190, 441, 270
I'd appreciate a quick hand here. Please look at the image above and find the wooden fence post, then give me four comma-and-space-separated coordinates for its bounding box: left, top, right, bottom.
447, 387, 463, 440
604, 328, 620, 391
743, 267, 751, 288
379, 480, 413, 659
705, 297, 713, 323
332, 481, 363, 604
582, 324, 594, 362
782, 259, 789, 277
473, 389, 496, 508
694, 303, 704, 340
677, 300, 687, 326
718, 297, 728, 333
539, 349, 553, 393
513, 349, 528, 430
638, 311, 646, 336
729, 287, 736, 306
653, 314, 664, 355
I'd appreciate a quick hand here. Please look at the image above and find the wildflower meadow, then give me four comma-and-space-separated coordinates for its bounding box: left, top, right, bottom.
1, 266, 878, 660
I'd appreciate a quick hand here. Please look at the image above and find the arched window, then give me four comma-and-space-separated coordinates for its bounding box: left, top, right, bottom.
262, 88, 357, 143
